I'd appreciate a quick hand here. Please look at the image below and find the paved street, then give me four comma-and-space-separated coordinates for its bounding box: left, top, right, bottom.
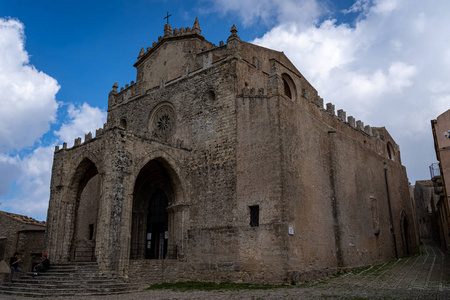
3, 239, 449, 299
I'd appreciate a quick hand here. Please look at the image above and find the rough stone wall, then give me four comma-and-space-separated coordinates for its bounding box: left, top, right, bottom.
46, 47, 240, 279
45, 138, 106, 264
16, 230, 45, 272
432, 109, 450, 249
235, 93, 287, 283
0, 214, 45, 280
414, 181, 440, 240
434, 110, 450, 198
273, 58, 417, 280
0, 214, 21, 264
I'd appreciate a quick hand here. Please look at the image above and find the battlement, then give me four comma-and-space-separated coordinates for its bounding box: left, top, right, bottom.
54, 123, 107, 153
135, 18, 218, 67
238, 76, 403, 164
239, 76, 376, 141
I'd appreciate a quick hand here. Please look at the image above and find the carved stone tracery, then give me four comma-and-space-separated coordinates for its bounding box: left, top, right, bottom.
151, 104, 176, 141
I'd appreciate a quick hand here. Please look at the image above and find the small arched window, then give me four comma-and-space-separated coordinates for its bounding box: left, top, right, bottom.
281, 73, 296, 101
387, 142, 395, 161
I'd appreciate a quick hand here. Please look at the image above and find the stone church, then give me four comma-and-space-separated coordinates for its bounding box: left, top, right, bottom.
45, 19, 417, 284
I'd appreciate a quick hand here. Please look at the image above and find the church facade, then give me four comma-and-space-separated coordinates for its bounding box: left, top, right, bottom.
45, 19, 417, 284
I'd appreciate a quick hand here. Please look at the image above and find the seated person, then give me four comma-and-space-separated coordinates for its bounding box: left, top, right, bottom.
33, 254, 50, 275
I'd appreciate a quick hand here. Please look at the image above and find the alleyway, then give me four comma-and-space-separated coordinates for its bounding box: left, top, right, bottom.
4, 239, 450, 299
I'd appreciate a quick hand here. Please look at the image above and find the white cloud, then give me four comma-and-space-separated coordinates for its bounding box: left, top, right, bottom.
0, 154, 21, 195
216, 0, 450, 182
55, 102, 107, 147
0, 146, 54, 221
372, 0, 398, 15
0, 18, 60, 153
342, 0, 371, 14
207, 0, 321, 28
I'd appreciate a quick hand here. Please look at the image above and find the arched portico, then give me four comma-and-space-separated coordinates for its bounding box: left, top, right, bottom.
67, 157, 102, 262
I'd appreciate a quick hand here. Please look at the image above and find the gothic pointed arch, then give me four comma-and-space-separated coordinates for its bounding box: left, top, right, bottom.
68, 157, 102, 262
400, 210, 412, 256
130, 154, 187, 260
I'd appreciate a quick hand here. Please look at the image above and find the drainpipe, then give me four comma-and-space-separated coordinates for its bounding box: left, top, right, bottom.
384, 162, 398, 259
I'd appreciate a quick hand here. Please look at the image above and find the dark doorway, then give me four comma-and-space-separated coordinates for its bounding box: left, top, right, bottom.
131, 159, 174, 259
146, 189, 168, 259
403, 216, 410, 255
70, 158, 100, 262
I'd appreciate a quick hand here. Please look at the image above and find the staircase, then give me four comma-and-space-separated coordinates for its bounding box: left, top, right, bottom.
0, 262, 137, 297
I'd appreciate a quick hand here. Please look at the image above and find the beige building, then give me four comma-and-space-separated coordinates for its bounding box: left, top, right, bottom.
431, 109, 450, 250
45, 20, 417, 284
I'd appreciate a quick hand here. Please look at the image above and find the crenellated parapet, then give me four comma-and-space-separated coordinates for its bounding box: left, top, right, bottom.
135, 18, 216, 67
54, 123, 108, 153
323, 100, 373, 136
108, 80, 140, 109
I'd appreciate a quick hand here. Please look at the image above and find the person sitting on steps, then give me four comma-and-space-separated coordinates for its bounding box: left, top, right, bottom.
33, 254, 50, 276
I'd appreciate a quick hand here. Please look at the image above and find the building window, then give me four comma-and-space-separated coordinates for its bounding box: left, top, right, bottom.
249, 205, 259, 227
283, 78, 292, 99
206, 90, 216, 102
387, 142, 396, 161
120, 118, 127, 129
89, 224, 95, 240
150, 104, 176, 141
281, 73, 296, 101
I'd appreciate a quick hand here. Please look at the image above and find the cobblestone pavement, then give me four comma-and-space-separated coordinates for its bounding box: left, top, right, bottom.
3, 239, 449, 299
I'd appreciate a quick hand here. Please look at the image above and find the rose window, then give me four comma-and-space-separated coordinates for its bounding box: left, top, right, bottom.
151, 104, 176, 140
157, 115, 171, 131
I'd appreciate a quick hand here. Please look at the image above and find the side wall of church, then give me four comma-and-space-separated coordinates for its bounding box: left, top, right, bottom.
235, 94, 287, 283
276, 65, 418, 281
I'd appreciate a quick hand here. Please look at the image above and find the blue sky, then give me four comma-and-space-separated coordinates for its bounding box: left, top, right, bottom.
1, 0, 449, 221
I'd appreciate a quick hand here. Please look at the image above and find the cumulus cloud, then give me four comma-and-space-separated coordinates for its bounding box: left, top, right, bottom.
55, 102, 107, 147
0, 146, 54, 221
0, 154, 21, 195
0, 18, 60, 153
214, 0, 450, 182
206, 0, 321, 28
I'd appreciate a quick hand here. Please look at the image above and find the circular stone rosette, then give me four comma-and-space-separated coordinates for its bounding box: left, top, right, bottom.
151, 104, 176, 140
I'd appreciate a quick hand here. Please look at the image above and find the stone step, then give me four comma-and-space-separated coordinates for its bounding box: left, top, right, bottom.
6, 279, 129, 286
0, 262, 136, 297
1, 284, 132, 292
25, 270, 107, 275
0, 289, 135, 297
33, 264, 99, 269
38, 266, 99, 270
22, 275, 109, 281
